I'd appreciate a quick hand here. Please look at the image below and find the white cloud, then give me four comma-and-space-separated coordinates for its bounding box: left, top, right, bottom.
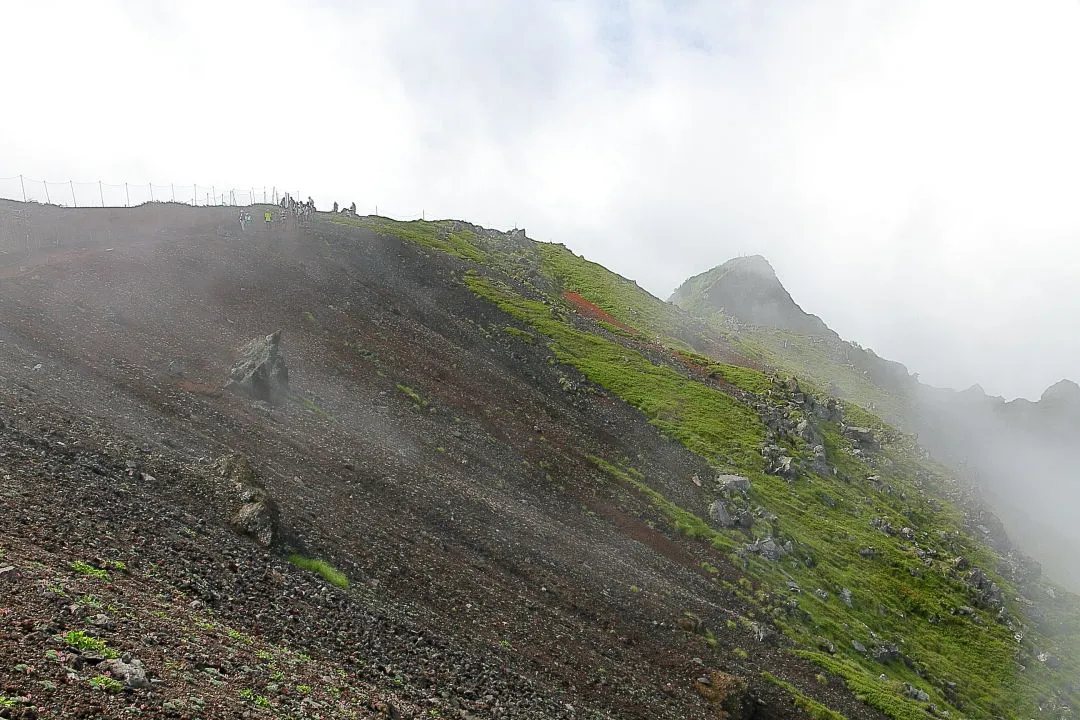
2, 0, 1078, 398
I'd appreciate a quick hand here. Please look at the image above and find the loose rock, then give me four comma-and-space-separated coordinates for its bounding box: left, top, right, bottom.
226, 330, 290, 404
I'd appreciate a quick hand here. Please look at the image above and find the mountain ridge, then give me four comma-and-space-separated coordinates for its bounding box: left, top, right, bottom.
0, 201, 1076, 719
669, 255, 835, 339
670, 253, 1080, 591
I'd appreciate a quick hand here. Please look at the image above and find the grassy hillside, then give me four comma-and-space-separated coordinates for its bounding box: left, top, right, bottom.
736, 329, 914, 428
357, 216, 1080, 720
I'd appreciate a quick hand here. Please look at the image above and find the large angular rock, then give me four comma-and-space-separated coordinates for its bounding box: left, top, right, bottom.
709, 500, 735, 529
871, 642, 903, 664
99, 657, 149, 689
227, 330, 289, 403
717, 474, 751, 494
965, 567, 1004, 609
745, 536, 785, 562
842, 424, 879, 449
213, 454, 278, 547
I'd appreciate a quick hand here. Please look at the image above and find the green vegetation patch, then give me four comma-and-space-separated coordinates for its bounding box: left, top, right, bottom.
63, 630, 118, 658
88, 675, 124, 693
71, 560, 108, 580
537, 243, 682, 339
737, 329, 910, 426
288, 555, 349, 589
502, 326, 535, 343
588, 456, 733, 548
333, 216, 488, 264
396, 384, 428, 408
465, 273, 765, 470
796, 653, 926, 720
676, 349, 772, 394
760, 671, 847, 720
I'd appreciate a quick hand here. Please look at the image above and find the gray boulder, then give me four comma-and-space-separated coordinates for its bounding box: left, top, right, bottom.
732, 510, 754, 530
709, 500, 735, 529
717, 474, 751, 494
227, 330, 290, 403
99, 657, 149, 689
745, 537, 786, 562
776, 456, 796, 478
214, 454, 278, 547
751, 621, 777, 644
809, 444, 830, 475
966, 568, 1004, 608
872, 643, 902, 664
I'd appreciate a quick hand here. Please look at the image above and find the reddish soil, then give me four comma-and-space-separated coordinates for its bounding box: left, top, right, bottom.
0, 202, 886, 719
562, 292, 638, 334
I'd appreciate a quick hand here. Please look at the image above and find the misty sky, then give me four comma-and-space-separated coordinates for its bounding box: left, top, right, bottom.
2, 1, 1078, 400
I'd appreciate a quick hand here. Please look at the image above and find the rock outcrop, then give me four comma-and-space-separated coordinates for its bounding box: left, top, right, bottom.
226, 330, 289, 403
99, 657, 149, 689
212, 454, 278, 547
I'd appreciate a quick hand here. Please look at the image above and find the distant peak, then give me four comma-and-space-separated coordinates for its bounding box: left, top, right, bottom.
1040, 379, 1080, 404
670, 255, 832, 337
721, 255, 778, 279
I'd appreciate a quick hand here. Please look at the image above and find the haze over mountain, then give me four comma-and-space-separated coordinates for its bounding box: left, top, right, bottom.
4, 1, 1080, 399
1, 197, 1079, 717
672, 254, 1080, 590
670, 256, 834, 338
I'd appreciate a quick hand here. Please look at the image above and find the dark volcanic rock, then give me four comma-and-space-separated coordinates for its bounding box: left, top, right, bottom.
709, 500, 735, 529
227, 330, 289, 403
213, 454, 278, 547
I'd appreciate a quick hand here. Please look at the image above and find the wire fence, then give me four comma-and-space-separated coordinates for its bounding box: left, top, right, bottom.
0, 173, 444, 270
0, 174, 291, 208
0, 174, 438, 222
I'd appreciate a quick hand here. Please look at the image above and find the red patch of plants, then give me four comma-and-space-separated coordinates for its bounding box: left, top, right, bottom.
563, 292, 637, 334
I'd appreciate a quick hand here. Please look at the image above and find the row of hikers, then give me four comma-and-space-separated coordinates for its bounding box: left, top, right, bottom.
236, 196, 359, 232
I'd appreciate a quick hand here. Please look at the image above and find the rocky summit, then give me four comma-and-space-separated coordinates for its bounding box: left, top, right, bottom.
669, 255, 833, 336
0, 199, 1077, 719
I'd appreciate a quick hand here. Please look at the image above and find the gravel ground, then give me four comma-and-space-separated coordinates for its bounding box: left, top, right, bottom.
0, 204, 888, 719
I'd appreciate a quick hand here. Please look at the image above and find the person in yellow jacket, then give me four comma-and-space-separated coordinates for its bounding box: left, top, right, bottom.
263, 210, 272, 228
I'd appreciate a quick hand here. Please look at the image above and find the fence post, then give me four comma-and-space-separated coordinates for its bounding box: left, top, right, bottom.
99, 181, 104, 207
212, 186, 216, 205
171, 183, 175, 202
149, 183, 154, 202
71, 181, 77, 208
125, 183, 130, 207
19, 175, 25, 202
43, 182, 51, 205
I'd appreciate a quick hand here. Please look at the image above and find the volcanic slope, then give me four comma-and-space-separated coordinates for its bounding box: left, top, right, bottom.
1, 204, 870, 720
0, 204, 1071, 719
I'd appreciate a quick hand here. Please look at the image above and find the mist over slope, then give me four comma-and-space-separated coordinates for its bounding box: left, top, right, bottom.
669, 256, 833, 338
0, 204, 1077, 719
671, 255, 1080, 591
